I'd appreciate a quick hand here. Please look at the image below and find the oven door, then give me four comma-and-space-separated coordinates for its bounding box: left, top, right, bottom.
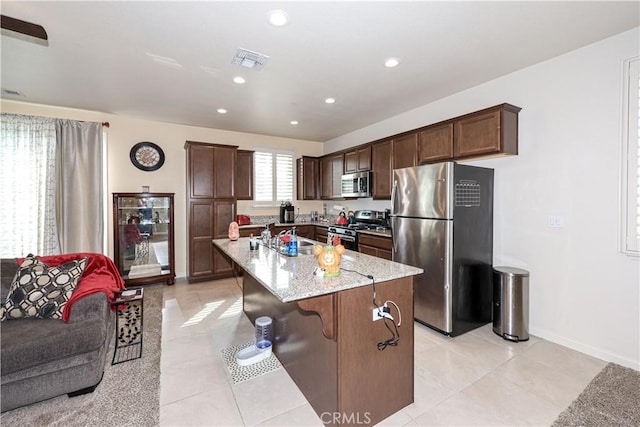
337, 234, 357, 251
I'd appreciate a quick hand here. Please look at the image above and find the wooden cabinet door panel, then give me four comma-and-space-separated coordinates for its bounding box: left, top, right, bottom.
359, 233, 392, 250
295, 225, 313, 239
315, 227, 328, 244
378, 249, 392, 260
297, 157, 319, 200
213, 146, 236, 199
454, 110, 501, 158
344, 151, 358, 174
418, 123, 453, 164
213, 200, 236, 238
190, 145, 215, 198
371, 140, 392, 199
191, 202, 213, 237
357, 146, 371, 171
358, 245, 378, 257
240, 226, 262, 238
236, 150, 254, 200
331, 154, 344, 198
359, 233, 392, 260
320, 157, 333, 200
212, 200, 235, 275
191, 237, 214, 277
393, 133, 418, 170
345, 146, 371, 173
189, 201, 215, 278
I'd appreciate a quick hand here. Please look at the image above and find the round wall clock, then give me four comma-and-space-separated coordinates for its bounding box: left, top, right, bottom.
130, 142, 165, 171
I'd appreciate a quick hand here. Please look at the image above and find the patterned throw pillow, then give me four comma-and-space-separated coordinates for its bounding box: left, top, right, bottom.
1, 254, 88, 320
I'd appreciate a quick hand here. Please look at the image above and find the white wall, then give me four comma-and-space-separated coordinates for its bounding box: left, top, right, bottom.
325, 28, 640, 369
0, 100, 325, 278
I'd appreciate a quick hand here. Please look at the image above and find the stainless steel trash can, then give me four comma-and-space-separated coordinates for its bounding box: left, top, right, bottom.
493, 266, 530, 342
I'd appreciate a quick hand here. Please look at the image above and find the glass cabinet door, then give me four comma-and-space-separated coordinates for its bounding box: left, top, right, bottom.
113, 193, 175, 286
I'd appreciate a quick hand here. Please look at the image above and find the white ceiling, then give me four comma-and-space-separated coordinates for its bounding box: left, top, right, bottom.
1, 1, 638, 142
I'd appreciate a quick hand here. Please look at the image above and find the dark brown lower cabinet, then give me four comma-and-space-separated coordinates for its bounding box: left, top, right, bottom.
315, 226, 329, 245
358, 233, 392, 260
188, 199, 236, 281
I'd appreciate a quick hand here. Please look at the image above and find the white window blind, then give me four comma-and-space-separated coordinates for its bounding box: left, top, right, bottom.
622, 57, 639, 255
253, 149, 294, 206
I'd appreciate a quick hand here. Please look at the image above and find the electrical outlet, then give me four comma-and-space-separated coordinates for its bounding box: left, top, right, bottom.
548, 215, 564, 228
372, 306, 393, 321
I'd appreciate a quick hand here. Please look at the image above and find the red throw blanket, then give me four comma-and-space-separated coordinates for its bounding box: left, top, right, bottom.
17, 252, 125, 321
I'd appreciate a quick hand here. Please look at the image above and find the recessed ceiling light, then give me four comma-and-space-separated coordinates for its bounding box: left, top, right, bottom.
233, 76, 246, 84
268, 10, 289, 27
217, 108, 228, 114
384, 57, 400, 68
325, 98, 336, 104
290, 120, 299, 125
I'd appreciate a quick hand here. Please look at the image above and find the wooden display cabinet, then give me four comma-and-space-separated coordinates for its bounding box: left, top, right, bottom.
113, 192, 175, 286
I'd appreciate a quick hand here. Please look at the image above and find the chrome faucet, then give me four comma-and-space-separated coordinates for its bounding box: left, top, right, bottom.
261, 223, 272, 247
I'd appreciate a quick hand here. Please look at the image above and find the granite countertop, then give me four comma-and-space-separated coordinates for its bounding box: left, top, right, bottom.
238, 222, 329, 229
212, 237, 422, 303
239, 222, 390, 237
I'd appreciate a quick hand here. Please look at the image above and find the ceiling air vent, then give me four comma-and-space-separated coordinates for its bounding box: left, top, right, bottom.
232, 48, 270, 71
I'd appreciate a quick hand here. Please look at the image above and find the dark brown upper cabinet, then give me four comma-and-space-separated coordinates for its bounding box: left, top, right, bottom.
454, 103, 521, 159
392, 133, 418, 170
371, 139, 393, 199
320, 153, 344, 199
297, 156, 320, 200
344, 145, 371, 173
418, 122, 454, 164
236, 150, 254, 200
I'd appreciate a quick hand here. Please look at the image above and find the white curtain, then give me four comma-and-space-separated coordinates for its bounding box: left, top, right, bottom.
55, 119, 104, 253
0, 114, 60, 256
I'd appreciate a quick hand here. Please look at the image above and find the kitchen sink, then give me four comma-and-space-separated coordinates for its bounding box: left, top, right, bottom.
278, 237, 318, 256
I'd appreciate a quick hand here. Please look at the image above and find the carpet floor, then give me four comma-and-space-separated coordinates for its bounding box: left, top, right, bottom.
0, 285, 163, 427
553, 362, 640, 426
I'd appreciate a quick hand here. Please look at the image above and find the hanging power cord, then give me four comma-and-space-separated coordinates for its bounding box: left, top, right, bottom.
340, 267, 401, 351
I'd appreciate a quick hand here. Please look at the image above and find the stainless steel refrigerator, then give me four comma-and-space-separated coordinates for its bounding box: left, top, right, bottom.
391, 161, 494, 337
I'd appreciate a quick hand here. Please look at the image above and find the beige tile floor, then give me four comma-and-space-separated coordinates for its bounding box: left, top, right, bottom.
159, 278, 606, 426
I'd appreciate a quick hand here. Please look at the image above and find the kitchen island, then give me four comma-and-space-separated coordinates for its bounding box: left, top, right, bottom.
213, 237, 422, 426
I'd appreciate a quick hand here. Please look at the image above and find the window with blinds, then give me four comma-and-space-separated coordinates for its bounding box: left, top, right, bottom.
622, 57, 639, 255
254, 149, 294, 206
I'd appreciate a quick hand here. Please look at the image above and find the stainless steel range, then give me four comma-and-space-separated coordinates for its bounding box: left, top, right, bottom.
327, 210, 390, 251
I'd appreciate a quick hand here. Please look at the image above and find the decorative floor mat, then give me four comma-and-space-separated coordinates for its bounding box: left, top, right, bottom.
221, 342, 282, 384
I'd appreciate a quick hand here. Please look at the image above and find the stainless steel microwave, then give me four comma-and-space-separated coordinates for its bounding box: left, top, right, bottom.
341, 171, 372, 198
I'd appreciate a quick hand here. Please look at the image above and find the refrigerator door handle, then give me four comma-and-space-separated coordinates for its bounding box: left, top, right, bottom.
391, 181, 398, 215
391, 217, 398, 257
